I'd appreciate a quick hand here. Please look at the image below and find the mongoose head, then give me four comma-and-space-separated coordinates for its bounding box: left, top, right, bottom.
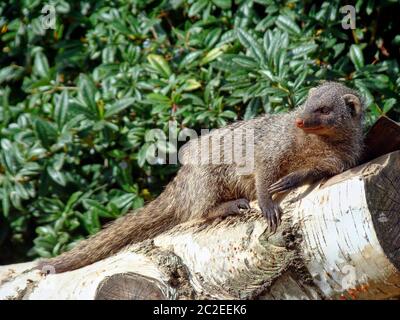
295, 82, 364, 137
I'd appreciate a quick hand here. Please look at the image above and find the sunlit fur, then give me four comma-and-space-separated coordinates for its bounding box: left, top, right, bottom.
38, 82, 365, 273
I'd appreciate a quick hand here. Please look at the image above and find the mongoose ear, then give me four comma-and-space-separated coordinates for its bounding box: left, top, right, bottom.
342, 94, 362, 118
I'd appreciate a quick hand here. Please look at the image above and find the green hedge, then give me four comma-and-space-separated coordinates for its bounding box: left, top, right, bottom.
0, 0, 399, 263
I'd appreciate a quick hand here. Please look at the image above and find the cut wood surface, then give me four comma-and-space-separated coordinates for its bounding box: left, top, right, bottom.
1, 151, 400, 300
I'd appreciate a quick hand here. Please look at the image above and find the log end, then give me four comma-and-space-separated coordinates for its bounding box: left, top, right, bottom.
95, 273, 167, 300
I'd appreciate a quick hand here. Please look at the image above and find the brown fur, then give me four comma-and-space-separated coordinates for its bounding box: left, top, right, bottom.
38, 82, 364, 273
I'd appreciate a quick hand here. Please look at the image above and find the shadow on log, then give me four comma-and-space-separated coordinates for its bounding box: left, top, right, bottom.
0, 151, 400, 300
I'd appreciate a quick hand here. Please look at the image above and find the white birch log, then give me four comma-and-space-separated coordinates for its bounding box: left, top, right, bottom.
1, 151, 400, 300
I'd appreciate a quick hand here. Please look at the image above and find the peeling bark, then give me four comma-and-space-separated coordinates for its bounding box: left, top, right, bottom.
1, 151, 400, 300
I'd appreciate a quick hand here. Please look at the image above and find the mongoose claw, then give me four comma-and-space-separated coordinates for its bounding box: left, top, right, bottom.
260, 202, 281, 232
236, 198, 251, 210
268, 175, 298, 195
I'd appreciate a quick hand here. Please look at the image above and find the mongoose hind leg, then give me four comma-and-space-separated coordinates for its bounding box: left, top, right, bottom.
205, 198, 250, 220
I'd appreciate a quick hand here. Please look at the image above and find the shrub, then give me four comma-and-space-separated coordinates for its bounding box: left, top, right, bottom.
0, 0, 399, 263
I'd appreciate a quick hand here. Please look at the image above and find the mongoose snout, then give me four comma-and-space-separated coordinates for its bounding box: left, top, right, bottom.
295, 118, 305, 128
296, 90, 362, 136
295, 115, 327, 133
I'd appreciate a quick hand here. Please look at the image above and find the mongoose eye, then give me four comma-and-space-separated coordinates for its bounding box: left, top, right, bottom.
318, 106, 331, 115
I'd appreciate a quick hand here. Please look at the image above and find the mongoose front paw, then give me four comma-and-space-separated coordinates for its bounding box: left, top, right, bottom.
268, 174, 299, 195
260, 202, 281, 232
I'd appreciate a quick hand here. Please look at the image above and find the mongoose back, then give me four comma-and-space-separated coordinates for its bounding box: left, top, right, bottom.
38, 82, 365, 273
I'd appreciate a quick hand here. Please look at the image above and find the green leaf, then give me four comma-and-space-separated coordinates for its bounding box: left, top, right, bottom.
147, 54, 172, 78
47, 166, 66, 186
82, 211, 101, 235
105, 98, 135, 118
293, 70, 308, 91
349, 45, 364, 70
2, 183, 10, 218
383, 98, 396, 114
137, 143, 150, 167
244, 98, 261, 120
15, 182, 30, 200
54, 90, 69, 128
0, 65, 24, 84
144, 93, 171, 106
276, 15, 301, 35
291, 43, 318, 57
131, 196, 144, 209
236, 29, 264, 63
110, 20, 130, 35
179, 51, 203, 69
64, 191, 83, 213
333, 43, 345, 58
232, 56, 259, 69
393, 35, 400, 46
212, 0, 231, 9
188, 0, 208, 17
201, 45, 228, 65
33, 52, 50, 78
77, 74, 97, 113
204, 28, 222, 48
366, 0, 374, 15
182, 79, 201, 91
220, 110, 237, 119
110, 193, 136, 209
369, 103, 382, 116
34, 118, 57, 148
83, 199, 114, 218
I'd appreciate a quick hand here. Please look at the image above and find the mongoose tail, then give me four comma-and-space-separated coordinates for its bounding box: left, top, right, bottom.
37, 194, 178, 273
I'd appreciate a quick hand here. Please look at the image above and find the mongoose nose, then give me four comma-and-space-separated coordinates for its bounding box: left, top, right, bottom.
295, 118, 304, 128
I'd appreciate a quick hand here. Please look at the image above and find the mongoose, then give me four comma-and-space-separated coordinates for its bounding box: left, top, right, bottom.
38, 82, 364, 273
